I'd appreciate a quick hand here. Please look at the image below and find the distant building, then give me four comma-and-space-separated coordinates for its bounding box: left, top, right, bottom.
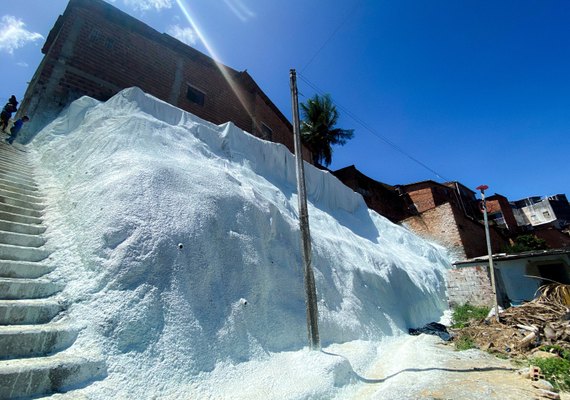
485, 193, 519, 234
330, 172, 508, 261
450, 249, 570, 307
332, 165, 414, 223
397, 180, 507, 261
512, 194, 570, 230
19, 0, 310, 160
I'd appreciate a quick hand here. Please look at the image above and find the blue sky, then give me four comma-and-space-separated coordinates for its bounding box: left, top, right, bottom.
1, 0, 568, 201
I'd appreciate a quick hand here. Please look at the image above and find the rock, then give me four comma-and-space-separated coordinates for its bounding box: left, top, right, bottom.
536, 389, 561, 399
532, 351, 560, 359
516, 367, 530, 378
532, 379, 555, 391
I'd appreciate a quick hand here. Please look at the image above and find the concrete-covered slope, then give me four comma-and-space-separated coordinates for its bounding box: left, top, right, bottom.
30, 87, 450, 397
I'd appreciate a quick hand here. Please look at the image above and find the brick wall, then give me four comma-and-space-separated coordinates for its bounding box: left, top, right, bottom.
534, 228, 570, 248
402, 202, 467, 260
19, 0, 305, 159
332, 165, 414, 223
454, 204, 507, 258
447, 265, 495, 307
487, 194, 518, 233
401, 202, 508, 261
407, 188, 437, 213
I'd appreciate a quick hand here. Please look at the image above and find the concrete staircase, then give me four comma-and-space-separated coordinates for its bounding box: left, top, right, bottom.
0, 141, 105, 398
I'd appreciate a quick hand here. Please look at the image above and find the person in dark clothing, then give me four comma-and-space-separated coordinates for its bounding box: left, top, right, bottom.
1, 95, 18, 132
6, 116, 29, 144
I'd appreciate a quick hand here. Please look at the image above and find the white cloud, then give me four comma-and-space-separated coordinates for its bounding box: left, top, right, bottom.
16, 61, 29, 67
224, 0, 256, 22
123, 0, 172, 11
0, 15, 43, 54
167, 25, 197, 46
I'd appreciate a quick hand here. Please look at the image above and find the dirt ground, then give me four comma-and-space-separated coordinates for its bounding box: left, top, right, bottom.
342, 334, 569, 400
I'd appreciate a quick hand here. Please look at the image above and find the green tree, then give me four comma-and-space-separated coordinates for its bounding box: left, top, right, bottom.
505, 234, 549, 253
300, 94, 354, 167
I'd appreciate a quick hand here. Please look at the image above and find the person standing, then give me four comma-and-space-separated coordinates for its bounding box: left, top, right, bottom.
6, 116, 29, 144
1, 96, 18, 132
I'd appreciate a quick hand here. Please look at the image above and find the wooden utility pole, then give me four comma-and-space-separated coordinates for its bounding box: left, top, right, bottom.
476, 184, 500, 323
289, 69, 320, 350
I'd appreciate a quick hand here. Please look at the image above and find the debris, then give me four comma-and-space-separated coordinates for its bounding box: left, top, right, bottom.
409, 322, 452, 341
530, 365, 545, 381
516, 324, 539, 333
518, 332, 536, 349
452, 283, 570, 357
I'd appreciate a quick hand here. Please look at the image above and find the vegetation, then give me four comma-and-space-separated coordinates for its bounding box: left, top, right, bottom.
530, 355, 570, 391
451, 303, 490, 329
505, 234, 548, 253
300, 94, 354, 167
540, 345, 570, 360
454, 334, 476, 351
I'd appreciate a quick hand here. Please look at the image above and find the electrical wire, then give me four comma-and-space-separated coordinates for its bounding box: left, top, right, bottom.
297, 73, 452, 182
300, 1, 362, 74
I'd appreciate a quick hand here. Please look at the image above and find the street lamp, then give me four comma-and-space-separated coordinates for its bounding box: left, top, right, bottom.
476, 184, 500, 323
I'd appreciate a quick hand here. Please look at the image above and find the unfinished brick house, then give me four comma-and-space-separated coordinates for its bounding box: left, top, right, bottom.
332, 165, 414, 223
395, 180, 508, 261
19, 0, 304, 159
484, 193, 519, 234
330, 168, 508, 260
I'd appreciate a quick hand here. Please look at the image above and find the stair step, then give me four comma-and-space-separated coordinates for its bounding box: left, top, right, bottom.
0, 351, 105, 399
0, 260, 55, 279
0, 193, 45, 212
0, 170, 37, 189
0, 157, 33, 170
0, 210, 43, 225
0, 320, 78, 359
0, 181, 40, 197
0, 146, 31, 158
0, 230, 46, 247
0, 187, 44, 205
0, 156, 33, 171
0, 278, 63, 299
0, 177, 38, 193
0, 299, 63, 325
0, 220, 46, 235
0, 243, 49, 262
0, 202, 43, 218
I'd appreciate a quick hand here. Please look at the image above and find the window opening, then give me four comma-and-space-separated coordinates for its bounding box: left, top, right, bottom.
186, 85, 205, 106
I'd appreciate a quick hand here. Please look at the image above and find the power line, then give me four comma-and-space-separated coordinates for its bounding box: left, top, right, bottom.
301, 1, 362, 74
297, 73, 452, 183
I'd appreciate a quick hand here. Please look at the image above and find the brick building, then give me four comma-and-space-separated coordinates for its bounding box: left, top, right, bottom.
397, 180, 507, 261
19, 0, 307, 160
485, 193, 519, 234
332, 165, 414, 223
512, 195, 570, 230
329, 173, 508, 260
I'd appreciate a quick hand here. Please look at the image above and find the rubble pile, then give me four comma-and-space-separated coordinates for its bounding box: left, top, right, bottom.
455, 284, 570, 356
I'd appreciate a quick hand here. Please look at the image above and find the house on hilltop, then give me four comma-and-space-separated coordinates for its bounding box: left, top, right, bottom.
397, 180, 507, 260
330, 170, 508, 261
485, 193, 519, 234
19, 0, 309, 160
331, 165, 415, 223
512, 194, 570, 230
450, 249, 570, 307
511, 194, 570, 248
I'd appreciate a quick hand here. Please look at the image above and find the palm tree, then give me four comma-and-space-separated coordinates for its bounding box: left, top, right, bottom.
300, 94, 354, 167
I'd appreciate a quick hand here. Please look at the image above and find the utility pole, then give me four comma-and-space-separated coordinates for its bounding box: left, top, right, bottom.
476, 184, 500, 323
289, 69, 320, 350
